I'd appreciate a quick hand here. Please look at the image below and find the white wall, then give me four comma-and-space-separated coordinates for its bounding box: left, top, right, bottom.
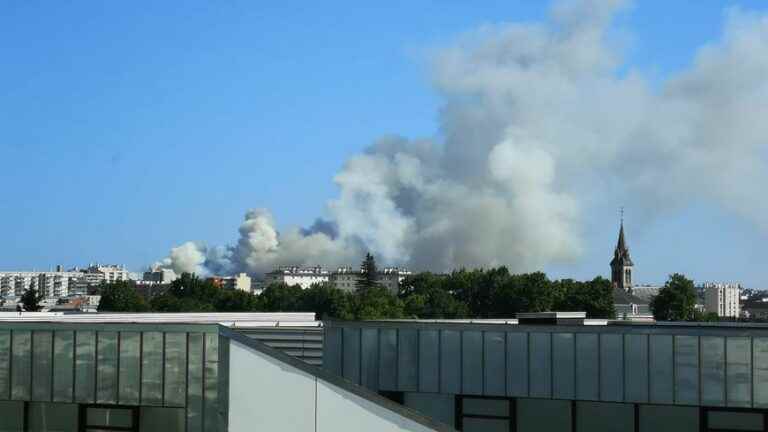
228, 340, 445, 432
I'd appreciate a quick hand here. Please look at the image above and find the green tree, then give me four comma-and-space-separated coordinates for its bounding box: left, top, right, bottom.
554, 277, 616, 319
399, 273, 468, 319
356, 253, 379, 291
352, 286, 405, 320
21, 288, 43, 312
300, 283, 354, 320
98, 281, 149, 312
215, 289, 260, 312
149, 294, 215, 312
650, 273, 697, 321
259, 283, 304, 311
490, 272, 553, 317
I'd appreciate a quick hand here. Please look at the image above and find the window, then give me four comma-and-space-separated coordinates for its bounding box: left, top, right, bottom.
81, 405, 138, 432
576, 401, 634, 432
639, 404, 698, 432
705, 408, 766, 432
28, 402, 79, 432
457, 396, 514, 432
517, 399, 571, 432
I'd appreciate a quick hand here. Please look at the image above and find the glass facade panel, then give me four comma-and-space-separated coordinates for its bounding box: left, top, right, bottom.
701, 336, 725, 406
754, 338, 768, 407
575, 333, 599, 400
517, 398, 571, 432
639, 404, 699, 432
342, 327, 361, 384
141, 332, 164, 406
0, 332, 9, 400
708, 410, 763, 431
463, 417, 509, 432
96, 332, 118, 404
87, 407, 134, 427
53, 331, 74, 402
462, 398, 509, 416
418, 330, 439, 393
600, 334, 623, 402
378, 329, 397, 391
552, 333, 575, 399
506, 332, 528, 397
28, 402, 78, 432
74, 331, 96, 403
576, 401, 634, 432
118, 332, 141, 405
403, 392, 455, 427
462, 331, 483, 395
727, 337, 752, 407
32, 331, 53, 402
140, 407, 185, 432
361, 328, 379, 391
11, 330, 32, 400
624, 334, 648, 403
397, 329, 418, 391
203, 333, 219, 432
484, 332, 506, 396
529, 333, 552, 398
164, 332, 187, 407
0, 401, 24, 431
440, 330, 461, 395
649, 335, 674, 404
675, 336, 700, 405
186, 333, 204, 432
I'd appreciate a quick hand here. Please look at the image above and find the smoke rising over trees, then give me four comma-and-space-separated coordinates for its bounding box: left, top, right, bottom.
155, 0, 768, 277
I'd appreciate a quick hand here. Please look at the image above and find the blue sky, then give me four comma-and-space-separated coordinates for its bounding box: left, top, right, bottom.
2, 0, 767, 287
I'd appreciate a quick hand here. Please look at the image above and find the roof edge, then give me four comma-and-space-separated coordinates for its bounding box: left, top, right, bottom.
218, 325, 457, 432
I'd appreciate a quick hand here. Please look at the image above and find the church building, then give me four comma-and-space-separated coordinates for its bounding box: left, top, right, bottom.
610, 219, 652, 319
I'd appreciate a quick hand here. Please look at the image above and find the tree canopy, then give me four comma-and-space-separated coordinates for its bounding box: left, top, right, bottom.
98, 281, 149, 312
650, 273, 697, 321
20, 288, 43, 312
356, 253, 379, 291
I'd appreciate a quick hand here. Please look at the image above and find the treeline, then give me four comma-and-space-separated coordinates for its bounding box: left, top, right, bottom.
98, 267, 617, 319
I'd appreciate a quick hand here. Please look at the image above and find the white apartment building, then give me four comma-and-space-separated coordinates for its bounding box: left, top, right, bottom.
266, 265, 412, 294
142, 266, 178, 284
703, 282, 741, 318
0, 271, 83, 298
88, 264, 130, 283
264, 266, 330, 289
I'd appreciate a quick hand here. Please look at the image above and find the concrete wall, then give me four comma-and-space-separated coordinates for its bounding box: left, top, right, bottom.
228, 339, 444, 432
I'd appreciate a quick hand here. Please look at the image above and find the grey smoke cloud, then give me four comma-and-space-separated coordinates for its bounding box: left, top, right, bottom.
155, 0, 768, 277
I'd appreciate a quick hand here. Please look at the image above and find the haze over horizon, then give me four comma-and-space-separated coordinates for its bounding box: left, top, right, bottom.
2, 0, 768, 287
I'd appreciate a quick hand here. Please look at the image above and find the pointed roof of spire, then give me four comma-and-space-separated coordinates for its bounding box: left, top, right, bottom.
611, 221, 633, 267
617, 222, 627, 251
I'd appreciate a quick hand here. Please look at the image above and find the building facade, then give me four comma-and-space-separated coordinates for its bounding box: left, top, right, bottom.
325, 316, 768, 432
0, 271, 83, 298
0, 315, 446, 432
267, 266, 411, 293
703, 282, 742, 318
264, 266, 330, 289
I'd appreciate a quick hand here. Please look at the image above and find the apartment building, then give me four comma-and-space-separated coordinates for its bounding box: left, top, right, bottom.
703, 282, 742, 318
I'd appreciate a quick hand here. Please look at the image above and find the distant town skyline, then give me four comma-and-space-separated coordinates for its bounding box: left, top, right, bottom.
2, 0, 768, 287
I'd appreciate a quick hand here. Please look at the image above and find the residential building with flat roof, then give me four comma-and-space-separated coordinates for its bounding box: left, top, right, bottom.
703, 282, 742, 318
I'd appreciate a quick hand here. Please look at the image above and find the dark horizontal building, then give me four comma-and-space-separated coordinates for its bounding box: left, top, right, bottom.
324, 314, 768, 432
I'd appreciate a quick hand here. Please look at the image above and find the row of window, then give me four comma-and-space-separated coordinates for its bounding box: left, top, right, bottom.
0, 401, 184, 432
383, 391, 768, 432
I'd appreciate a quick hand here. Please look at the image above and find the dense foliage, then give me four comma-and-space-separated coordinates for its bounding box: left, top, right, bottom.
21, 288, 44, 312
650, 273, 698, 321
97, 266, 617, 320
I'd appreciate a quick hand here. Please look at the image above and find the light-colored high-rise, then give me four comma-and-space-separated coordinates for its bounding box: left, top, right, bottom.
703, 282, 741, 318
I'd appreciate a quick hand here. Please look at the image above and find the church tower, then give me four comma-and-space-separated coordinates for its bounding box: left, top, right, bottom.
610, 218, 634, 292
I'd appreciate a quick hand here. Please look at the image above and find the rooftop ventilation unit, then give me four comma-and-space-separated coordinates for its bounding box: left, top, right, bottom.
516, 311, 607, 326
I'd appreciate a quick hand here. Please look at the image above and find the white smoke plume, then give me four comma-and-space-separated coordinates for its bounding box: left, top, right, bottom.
155, 0, 768, 277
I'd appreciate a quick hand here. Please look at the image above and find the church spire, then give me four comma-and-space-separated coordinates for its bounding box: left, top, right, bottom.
610, 208, 634, 291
